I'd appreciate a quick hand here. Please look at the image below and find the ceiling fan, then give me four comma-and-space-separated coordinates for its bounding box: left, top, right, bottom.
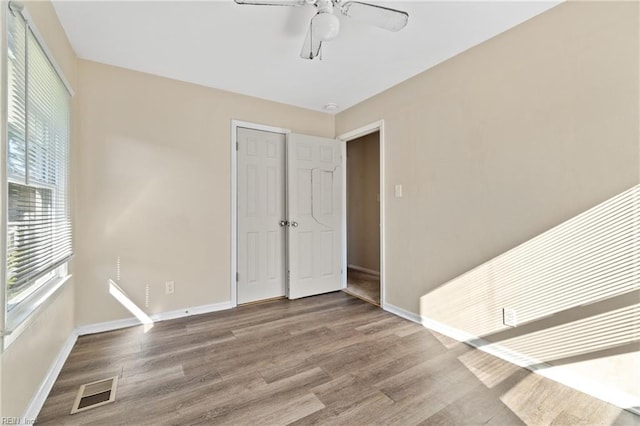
234, 0, 409, 60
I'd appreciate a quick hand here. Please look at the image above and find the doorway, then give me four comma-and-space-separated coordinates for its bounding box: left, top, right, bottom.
232, 121, 345, 306
343, 131, 381, 306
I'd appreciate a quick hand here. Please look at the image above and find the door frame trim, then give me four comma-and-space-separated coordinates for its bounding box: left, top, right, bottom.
230, 120, 291, 307
337, 120, 386, 307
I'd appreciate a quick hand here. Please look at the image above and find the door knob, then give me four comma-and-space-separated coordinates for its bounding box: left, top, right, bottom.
290, 221, 299, 228
279, 220, 288, 227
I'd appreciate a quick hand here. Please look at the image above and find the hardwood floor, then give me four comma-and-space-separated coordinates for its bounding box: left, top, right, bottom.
38, 292, 638, 425
344, 268, 380, 306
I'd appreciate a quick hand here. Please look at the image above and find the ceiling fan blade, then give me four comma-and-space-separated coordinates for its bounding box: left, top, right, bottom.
340, 1, 408, 32
234, 0, 307, 6
300, 19, 323, 60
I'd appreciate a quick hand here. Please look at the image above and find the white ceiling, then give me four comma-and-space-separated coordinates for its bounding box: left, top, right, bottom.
52, 1, 560, 113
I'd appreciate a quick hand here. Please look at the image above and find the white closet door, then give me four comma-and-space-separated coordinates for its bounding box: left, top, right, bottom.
237, 127, 287, 304
287, 133, 344, 299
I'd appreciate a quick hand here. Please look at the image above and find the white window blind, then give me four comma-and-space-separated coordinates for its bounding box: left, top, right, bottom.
6, 3, 72, 311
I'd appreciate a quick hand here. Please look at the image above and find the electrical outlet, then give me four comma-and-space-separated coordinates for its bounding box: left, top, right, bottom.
394, 184, 403, 198
165, 281, 175, 295
503, 307, 517, 327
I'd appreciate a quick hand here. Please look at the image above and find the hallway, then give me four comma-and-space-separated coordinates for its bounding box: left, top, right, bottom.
344, 268, 380, 306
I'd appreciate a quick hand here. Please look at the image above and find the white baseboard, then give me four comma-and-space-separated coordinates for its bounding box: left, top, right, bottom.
420, 317, 541, 369
76, 301, 234, 336
347, 264, 380, 277
23, 332, 78, 421
149, 301, 234, 323
76, 317, 141, 336
384, 304, 640, 415
383, 302, 421, 324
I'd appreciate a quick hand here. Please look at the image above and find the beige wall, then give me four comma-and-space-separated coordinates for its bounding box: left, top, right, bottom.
74, 60, 334, 326
336, 0, 639, 406
347, 132, 380, 272
0, 0, 78, 417
336, 0, 639, 314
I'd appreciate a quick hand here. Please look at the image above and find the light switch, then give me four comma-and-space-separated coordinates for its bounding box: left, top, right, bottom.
395, 184, 403, 198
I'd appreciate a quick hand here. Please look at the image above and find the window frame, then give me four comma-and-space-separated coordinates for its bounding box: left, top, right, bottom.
1, 1, 74, 349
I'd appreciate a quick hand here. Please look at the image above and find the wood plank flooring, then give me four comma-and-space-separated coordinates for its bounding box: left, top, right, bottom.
344, 268, 380, 306
38, 292, 638, 425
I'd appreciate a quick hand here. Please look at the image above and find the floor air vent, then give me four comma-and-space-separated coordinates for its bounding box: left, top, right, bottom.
70, 376, 118, 414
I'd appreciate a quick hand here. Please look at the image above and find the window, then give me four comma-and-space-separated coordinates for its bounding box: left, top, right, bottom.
5, 2, 72, 325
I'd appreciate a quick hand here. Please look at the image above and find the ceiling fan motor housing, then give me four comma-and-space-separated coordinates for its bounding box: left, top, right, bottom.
313, 12, 340, 41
